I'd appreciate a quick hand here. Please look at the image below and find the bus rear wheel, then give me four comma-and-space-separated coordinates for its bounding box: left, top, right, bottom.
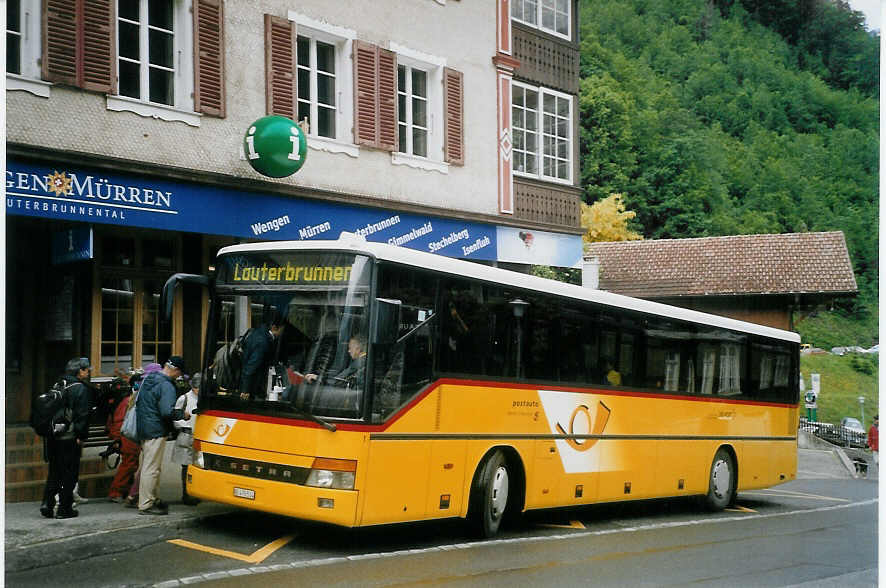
469, 450, 510, 538
704, 448, 735, 511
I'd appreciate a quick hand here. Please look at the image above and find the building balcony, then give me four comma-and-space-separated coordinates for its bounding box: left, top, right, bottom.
512, 22, 580, 95
513, 177, 582, 229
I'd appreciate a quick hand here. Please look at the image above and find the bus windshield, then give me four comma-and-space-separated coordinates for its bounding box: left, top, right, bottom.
207, 251, 372, 421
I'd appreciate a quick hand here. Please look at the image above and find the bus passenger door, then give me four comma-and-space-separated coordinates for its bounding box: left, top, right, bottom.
361, 441, 430, 525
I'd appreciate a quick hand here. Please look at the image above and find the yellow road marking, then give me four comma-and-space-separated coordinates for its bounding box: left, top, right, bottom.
250, 535, 297, 561
743, 489, 849, 502
539, 520, 586, 529
726, 505, 757, 513
168, 534, 295, 563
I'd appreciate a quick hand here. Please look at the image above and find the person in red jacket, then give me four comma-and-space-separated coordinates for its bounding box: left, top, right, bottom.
867, 415, 878, 465
106, 373, 143, 503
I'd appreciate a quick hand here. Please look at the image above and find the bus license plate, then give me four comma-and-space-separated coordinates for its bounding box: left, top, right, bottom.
233, 487, 255, 500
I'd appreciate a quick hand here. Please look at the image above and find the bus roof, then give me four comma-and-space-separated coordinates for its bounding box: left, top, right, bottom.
218, 233, 801, 343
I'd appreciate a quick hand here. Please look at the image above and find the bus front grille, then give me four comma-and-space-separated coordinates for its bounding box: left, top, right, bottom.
204, 453, 311, 485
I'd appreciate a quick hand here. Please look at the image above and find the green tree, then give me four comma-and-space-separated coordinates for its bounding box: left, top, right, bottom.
578, 0, 878, 340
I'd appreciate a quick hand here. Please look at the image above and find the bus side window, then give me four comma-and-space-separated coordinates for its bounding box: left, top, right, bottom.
374, 346, 404, 419
439, 281, 478, 374
372, 263, 437, 422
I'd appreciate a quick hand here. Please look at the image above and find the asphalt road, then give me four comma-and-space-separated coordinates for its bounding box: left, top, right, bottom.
5, 477, 877, 587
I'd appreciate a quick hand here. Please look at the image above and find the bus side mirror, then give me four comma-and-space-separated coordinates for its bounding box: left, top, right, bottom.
372, 298, 401, 344
161, 273, 212, 321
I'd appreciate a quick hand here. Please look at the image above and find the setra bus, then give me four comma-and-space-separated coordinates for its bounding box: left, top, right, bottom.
163, 232, 800, 537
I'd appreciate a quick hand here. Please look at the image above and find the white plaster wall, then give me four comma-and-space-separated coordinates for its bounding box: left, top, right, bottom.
6, 0, 500, 217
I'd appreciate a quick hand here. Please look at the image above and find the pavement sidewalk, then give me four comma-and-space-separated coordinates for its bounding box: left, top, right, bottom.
4, 440, 238, 573
4, 442, 877, 574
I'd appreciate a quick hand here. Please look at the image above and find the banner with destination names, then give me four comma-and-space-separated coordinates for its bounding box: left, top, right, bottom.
7, 159, 497, 261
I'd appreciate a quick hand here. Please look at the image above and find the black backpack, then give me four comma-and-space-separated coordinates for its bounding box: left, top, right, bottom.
211, 329, 252, 391
30, 381, 75, 438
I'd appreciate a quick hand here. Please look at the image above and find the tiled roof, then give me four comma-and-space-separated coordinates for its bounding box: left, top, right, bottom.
584, 232, 858, 298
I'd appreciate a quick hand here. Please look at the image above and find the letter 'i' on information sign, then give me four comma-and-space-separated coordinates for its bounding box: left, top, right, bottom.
243, 116, 308, 178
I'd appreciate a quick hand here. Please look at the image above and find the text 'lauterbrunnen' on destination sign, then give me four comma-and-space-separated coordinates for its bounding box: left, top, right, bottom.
230, 262, 353, 284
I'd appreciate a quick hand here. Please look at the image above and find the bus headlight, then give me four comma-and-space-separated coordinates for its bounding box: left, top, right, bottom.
305, 458, 356, 490
192, 440, 205, 469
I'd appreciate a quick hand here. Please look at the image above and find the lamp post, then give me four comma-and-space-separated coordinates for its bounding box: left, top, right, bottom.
858, 396, 865, 426
509, 298, 529, 378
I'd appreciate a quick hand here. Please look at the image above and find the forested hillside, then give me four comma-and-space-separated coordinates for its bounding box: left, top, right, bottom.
577, 0, 879, 335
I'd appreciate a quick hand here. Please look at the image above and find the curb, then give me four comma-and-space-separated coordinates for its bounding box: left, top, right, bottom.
5, 509, 237, 574
832, 447, 858, 479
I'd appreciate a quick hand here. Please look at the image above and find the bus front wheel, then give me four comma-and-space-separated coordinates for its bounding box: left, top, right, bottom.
469, 450, 510, 538
704, 448, 735, 511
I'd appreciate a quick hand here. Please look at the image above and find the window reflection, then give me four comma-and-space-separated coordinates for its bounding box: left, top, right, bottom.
101, 279, 134, 374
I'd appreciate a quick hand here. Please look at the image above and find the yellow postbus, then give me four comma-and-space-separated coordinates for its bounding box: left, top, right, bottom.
164, 233, 800, 537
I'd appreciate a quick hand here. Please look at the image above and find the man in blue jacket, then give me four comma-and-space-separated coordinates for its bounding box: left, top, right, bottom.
239, 317, 285, 400
136, 356, 186, 515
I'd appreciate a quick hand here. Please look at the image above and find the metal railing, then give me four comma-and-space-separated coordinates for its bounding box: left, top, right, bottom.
800, 419, 868, 448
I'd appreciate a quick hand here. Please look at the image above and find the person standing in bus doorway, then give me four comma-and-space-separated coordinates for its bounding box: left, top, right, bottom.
136, 356, 186, 515
239, 315, 286, 400
173, 373, 200, 505
40, 357, 92, 519
867, 415, 878, 465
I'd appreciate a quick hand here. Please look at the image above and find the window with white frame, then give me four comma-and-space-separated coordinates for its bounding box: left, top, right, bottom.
116, 0, 193, 110
389, 43, 446, 169
286, 13, 355, 152
6, 0, 46, 93
297, 36, 337, 139
512, 82, 572, 183
511, 0, 571, 39
398, 65, 429, 157
7, 0, 23, 75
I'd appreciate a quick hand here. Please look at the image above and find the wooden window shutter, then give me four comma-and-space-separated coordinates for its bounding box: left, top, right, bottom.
80, 0, 114, 93
43, 0, 79, 85
44, 0, 114, 92
443, 67, 464, 165
353, 40, 379, 147
264, 14, 296, 118
353, 41, 398, 151
377, 47, 398, 152
194, 0, 226, 118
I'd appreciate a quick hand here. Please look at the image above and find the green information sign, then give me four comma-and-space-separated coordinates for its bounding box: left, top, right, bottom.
243, 116, 308, 178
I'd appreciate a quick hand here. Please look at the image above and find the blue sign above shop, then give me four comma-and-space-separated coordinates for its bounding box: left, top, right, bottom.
6, 159, 498, 261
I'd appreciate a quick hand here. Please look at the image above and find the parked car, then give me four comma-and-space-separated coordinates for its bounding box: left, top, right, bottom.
839, 417, 867, 448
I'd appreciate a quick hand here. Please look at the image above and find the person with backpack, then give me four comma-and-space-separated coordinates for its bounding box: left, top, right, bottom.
136, 356, 186, 515
39, 357, 91, 519
122, 363, 161, 508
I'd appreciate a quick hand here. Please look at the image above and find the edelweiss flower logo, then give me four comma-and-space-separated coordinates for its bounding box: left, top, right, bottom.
47, 171, 72, 196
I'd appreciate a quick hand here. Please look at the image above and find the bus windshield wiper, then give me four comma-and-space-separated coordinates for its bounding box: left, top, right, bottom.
287, 406, 337, 432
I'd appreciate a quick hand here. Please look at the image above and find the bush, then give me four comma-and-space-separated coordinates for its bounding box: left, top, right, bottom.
850, 354, 877, 376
